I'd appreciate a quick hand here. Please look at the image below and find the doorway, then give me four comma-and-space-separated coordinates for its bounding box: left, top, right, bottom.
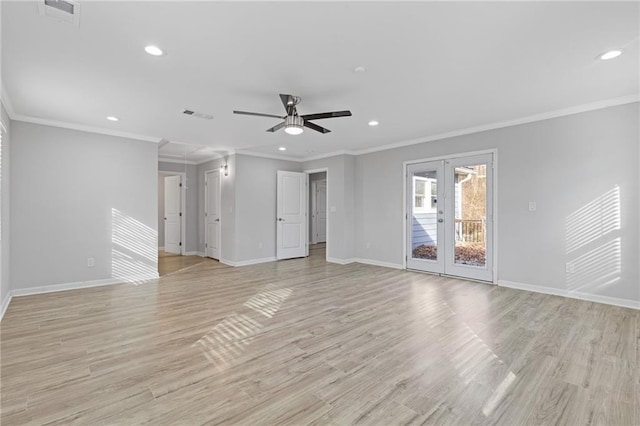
405, 152, 495, 282
204, 169, 221, 260
158, 172, 186, 256
310, 172, 327, 244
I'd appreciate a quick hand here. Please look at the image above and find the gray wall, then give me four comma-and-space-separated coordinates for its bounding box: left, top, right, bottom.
303, 154, 356, 261
11, 122, 158, 290
197, 154, 302, 262
234, 154, 302, 261
158, 161, 198, 253
157, 174, 165, 247
1, 102, 11, 309
355, 103, 639, 302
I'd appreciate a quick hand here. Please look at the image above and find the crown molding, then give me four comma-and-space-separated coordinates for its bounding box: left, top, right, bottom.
5, 93, 637, 162
11, 113, 163, 143
195, 153, 225, 165
158, 155, 198, 165
350, 94, 640, 157
235, 150, 303, 162
1, 82, 16, 122
302, 150, 356, 162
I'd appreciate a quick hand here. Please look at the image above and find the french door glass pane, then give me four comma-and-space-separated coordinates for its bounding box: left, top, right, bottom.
411, 170, 438, 261
453, 163, 486, 267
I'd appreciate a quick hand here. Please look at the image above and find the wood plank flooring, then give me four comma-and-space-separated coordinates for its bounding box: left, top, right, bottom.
158, 251, 214, 277
1, 245, 638, 425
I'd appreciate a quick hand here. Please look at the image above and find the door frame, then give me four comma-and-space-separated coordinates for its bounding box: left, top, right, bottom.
304, 168, 329, 261
402, 149, 498, 283
204, 168, 222, 260
159, 171, 187, 255
310, 179, 327, 244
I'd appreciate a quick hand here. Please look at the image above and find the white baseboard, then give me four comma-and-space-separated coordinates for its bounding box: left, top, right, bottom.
158, 246, 165, 251
354, 258, 404, 270
11, 274, 160, 298
1, 293, 12, 321
326, 257, 356, 265
498, 280, 640, 310
220, 257, 277, 267
184, 251, 202, 256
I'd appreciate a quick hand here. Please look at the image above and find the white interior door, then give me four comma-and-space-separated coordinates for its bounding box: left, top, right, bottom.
205, 170, 221, 260
164, 175, 182, 255
277, 171, 307, 260
312, 179, 327, 243
407, 153, 494, 282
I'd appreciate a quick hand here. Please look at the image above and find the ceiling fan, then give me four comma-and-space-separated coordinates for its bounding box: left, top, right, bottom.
233, 94, 352, 135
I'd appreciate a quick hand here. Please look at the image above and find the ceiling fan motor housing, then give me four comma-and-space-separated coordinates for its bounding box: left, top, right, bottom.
284, 115, 304, 134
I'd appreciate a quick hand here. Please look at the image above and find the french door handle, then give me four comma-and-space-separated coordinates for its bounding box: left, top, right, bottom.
215, 218, 220, 222
438, 218, 444, 223
278, 218, 285, 222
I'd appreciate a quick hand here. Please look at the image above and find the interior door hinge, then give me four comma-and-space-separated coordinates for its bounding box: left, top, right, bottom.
179, 183, 183, 188
179, 212, 182, 217
179, 242, 182, 246
205, 212, 208, 217
205, 243, 208, 248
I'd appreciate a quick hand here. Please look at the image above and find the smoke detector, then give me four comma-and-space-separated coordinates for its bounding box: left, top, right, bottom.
38, 0, 81, 27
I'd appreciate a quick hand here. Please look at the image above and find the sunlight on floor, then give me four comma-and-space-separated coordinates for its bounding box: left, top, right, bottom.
192, 283, 293, 369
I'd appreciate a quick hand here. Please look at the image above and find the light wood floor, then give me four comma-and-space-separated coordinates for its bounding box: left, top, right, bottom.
158, 250, 214, 277
1, 245, 638, 425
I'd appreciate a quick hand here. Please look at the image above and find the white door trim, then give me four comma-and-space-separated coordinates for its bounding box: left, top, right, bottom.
304, 168, 329, 260
159, 171, 187, 255
204, 168, 222, 260
402, 149, 498, 284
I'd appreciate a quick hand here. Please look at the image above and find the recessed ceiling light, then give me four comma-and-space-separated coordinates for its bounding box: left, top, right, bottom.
368, 120, 379, 126
353, 66, 366, 73
597, 50, 622, 60
278, 146, 286, 151
144, 45, 164, 56
106, 116, 119, 122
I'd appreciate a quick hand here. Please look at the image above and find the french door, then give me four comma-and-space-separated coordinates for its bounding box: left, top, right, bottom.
406, 153, 494, 282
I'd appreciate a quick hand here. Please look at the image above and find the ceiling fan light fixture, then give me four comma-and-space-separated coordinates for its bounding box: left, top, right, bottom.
284, 115, 304, 135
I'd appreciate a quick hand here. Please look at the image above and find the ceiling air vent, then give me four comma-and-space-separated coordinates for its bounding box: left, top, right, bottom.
183, 109, 213, 120
38, 0, 81, 27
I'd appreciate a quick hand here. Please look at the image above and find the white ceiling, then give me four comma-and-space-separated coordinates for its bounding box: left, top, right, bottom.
2, 1, 638, 160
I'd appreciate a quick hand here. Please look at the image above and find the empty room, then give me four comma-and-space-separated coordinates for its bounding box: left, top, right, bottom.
1, 1, 639, 425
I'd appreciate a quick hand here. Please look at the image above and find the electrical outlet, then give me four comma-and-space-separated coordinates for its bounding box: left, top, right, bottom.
87, 257, 95, 268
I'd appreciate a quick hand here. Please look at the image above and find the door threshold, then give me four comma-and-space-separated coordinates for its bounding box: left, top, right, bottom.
406, 268, 495, 285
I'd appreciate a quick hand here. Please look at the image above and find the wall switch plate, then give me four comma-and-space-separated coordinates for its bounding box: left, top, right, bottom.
330, 206, 337, 213
528, 201, 537, 211
87, 257, 95, 268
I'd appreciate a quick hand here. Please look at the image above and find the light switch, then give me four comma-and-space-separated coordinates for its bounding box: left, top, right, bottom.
528, 201, 536, 212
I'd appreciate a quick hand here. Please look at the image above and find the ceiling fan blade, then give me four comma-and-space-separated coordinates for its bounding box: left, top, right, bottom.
304, 121, 331, 134
266, 121, 286, 133
233, 110, 284, 119
279, 94, 295, 115
301, 110, 352, 121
